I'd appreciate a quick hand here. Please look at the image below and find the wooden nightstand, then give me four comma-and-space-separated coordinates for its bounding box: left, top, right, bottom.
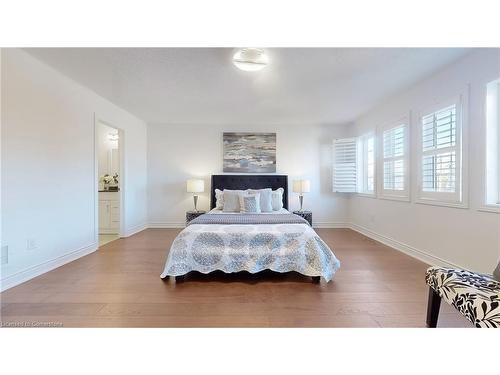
293, 210, 312, 226
186, 210, 206, 225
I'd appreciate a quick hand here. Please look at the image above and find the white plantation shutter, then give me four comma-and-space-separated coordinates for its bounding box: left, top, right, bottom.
421, 105, 457, 193
383, 125, 405, 191
333, 138, 357, 192
418, 98, 463, 204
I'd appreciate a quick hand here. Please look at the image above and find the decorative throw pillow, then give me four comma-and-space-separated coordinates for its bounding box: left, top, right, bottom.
493, 261, 500, 282
222, 190, 242, 212
215, 189, 224, 210
248, 188, 273, 212
239, 193, 261, 213
271, 188, 284, 211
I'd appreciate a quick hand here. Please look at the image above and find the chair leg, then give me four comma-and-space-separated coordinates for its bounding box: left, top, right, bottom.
426, 287, 441, 328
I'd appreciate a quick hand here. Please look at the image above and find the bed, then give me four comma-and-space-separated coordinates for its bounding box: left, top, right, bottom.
160, 175, 340, 283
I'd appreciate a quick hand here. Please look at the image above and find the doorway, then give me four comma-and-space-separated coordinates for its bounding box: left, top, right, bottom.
95, 119, 123, 247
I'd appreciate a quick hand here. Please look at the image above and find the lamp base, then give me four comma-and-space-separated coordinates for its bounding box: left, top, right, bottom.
298, 195, 304, 212
193, 195, 199, 212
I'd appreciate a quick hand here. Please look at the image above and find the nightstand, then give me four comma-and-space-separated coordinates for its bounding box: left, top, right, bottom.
293, 210, 312, 226
186, 210, 206, 225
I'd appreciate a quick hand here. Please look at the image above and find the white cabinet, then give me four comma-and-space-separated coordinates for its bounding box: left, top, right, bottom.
99, 192, 120, 234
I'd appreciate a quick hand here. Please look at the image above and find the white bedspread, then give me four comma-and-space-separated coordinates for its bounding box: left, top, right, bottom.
160, 221, 340, 282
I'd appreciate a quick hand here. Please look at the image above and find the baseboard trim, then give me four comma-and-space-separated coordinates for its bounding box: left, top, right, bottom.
99, 228, 119, 234
148, 222, 185, 229
122, 223, 148, 237
313, 222, 350, 229
0, 242, 98, 292
348, 223, 462, 269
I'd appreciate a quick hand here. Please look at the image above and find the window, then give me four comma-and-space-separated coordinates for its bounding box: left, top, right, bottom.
485, 78, 500, 209
332, 138, 357, 192
381, 120, 409, 199
332, 134, 375, 195
417, 97, 464, 205
358, 133, 375, 195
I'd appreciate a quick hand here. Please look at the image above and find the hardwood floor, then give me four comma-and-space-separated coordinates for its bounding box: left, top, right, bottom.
0, 228, 470, 327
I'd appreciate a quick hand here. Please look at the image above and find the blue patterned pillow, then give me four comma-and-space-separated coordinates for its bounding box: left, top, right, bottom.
248, 188, 273, 212
239, 193, 261, 213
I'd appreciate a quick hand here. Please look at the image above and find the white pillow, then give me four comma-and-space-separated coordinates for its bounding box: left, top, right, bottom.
214, 189, 224, 210
271, 188, 284, 211
222, 190, 243, 212
248, 188, 273, 212
216, 189, 245, 210
239, 193, 261, 213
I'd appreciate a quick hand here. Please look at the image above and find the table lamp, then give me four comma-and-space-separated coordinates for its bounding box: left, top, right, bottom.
293, 179, 310, 212
186, 179, 204, 212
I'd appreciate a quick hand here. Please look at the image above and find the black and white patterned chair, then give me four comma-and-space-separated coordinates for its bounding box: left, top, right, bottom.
425, 265, 500, 328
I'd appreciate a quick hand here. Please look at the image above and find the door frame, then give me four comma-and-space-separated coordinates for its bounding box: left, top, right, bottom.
94, 114, 125, 245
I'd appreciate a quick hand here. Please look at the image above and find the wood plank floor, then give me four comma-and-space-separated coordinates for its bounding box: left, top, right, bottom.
0, 228, 470, 328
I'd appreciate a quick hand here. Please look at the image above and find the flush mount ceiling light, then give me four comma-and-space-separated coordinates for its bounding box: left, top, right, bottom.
232, 48, 269, 71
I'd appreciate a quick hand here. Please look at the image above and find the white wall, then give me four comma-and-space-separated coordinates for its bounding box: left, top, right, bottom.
348, 49, 500, 274
1, 49, 148, 290
147, 123, 350, 227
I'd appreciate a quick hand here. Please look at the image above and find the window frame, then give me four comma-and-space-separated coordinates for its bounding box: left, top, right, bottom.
378, 115, 410, 202
415, 93, 468, 208
357, 132, 376, 197
481, 78, 500, 213
332, 137, 358, 193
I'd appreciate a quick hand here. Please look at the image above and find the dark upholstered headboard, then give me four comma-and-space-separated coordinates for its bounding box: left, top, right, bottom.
210, 175, 288, 210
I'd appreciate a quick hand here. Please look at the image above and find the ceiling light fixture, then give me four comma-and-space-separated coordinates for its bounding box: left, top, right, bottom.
233, 48, 269, 71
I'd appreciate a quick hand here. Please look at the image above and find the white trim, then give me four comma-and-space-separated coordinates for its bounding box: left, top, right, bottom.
0, 242, 98, 292
355, 192, 377, 199
378, 195, 411, 203
122, 223, 148, 237
148, 222, 186, 228
348, 223, 463, 269
357, 132, 376, 195
98, 228, 120, 234
478, 204, 500, 214
415, 198, 468, 209
312, 222, 350, 229
484, 78, 500, 207
414, 92, 469, 206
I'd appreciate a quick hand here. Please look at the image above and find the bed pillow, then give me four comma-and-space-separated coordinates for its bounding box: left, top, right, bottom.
222, 190, 243, 212
214, 189, 224, 210
248, 188, 273, 212
239, 193, 261, 213
271, 188, 284, 211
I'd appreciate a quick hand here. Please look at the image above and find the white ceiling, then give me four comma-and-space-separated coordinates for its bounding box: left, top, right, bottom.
25, 48, 471, 125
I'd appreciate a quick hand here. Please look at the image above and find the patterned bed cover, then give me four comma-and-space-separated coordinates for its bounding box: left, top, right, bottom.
160, 213, 340, 281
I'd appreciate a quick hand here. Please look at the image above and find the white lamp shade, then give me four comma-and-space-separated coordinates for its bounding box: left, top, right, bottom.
293, 179, 311, 194
186, 179, 204, 193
